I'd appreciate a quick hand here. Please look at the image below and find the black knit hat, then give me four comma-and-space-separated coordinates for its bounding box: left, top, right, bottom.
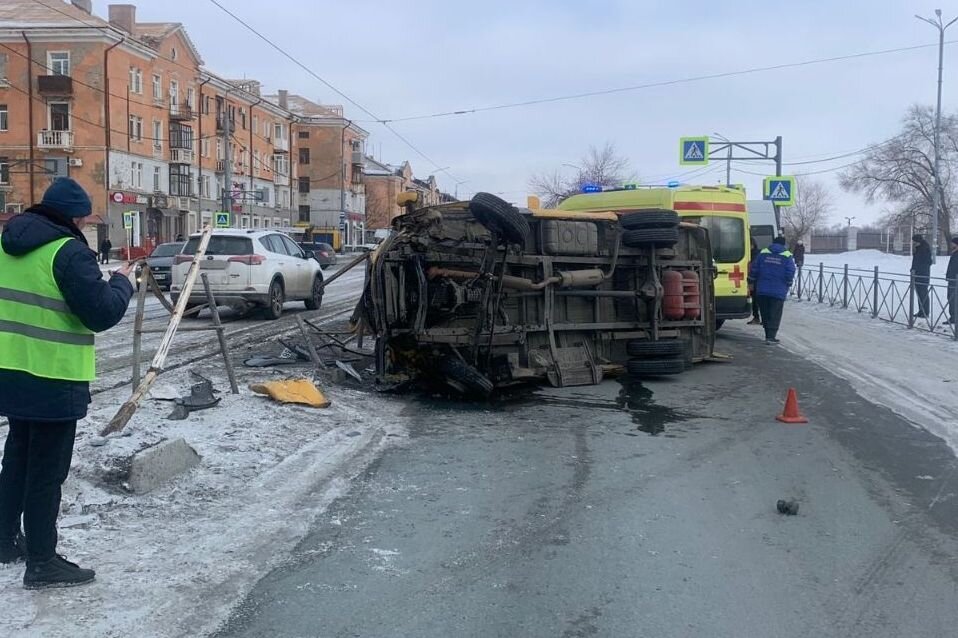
912, 234, 924, 242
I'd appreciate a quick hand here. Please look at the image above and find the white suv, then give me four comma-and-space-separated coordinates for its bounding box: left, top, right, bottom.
170, 229, 324, 319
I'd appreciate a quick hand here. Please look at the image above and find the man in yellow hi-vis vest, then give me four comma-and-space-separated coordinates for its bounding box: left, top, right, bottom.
0, 178, 134, 589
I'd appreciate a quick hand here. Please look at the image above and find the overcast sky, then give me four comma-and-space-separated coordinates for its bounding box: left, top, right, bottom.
93, 0, 956, 226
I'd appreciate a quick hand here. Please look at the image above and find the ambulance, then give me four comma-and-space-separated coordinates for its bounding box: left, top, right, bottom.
559, 185, 751, 328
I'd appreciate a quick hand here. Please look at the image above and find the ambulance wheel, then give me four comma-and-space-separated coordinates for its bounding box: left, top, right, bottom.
469, 192, 530, 246
620, 210, 679, 230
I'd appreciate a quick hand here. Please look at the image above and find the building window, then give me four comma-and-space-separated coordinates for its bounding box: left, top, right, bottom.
131, 162, 143, 189
0, 105, 7, 132
129, 67, 143, 94
299, 147, 310, 165
240, 109, 247, 130
202, 175, 211, 199
253, 150, 260, 176
281, 189, 289, 208
153, 166, 161, 192
169, 80, 179, 107
298, 205, 310, 223
0, 54, 7, 81
273, 153, 288, 177
186, 87, 195, 110
263, 120, 270, 138
0, 158, 9, 185
169, 164, 192, 197
252, 115, 258, 135
203, 95, 211, 115
129, 115, 144, 141
152, 74, 161, 99
152, 120, 162, 147
47, 51, 70, 76
202, 138, 210, 157
171, 47, 178, 61
216, 139, 224, 160
48, 102, 70, 131
298, 131, 309, 139
298, 176, 310, 194
273, 123, 284, 140
169, 123, 193, 149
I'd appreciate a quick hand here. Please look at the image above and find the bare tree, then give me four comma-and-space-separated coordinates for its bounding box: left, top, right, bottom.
780, 177, 833, 244
529, 143, 634, 208
839, 104, 957, 250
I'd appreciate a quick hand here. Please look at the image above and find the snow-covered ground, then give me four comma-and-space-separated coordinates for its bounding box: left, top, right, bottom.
805, 249, 952, 280
0, 264, 387, 637
763, 297, 958, 456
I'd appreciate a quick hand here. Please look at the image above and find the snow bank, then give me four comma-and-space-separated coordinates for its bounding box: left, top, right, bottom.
769, 299, 958, 455
807, 249, 951, 279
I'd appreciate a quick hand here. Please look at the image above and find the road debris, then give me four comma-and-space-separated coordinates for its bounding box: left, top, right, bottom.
249, 378, 332, 408
776, 499, 800, 516
166, 373, 221, 420
335, 360, 364, 383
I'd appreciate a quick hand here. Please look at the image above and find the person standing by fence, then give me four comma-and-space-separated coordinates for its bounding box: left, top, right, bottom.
911, 234, 933, 319
793, 240, 805, 296
750, 235, 796, 345
947, 236, 958, 324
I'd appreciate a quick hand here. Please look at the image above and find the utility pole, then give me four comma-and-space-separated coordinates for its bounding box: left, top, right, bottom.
221, 94, 233, 224
916, 9, 957, 262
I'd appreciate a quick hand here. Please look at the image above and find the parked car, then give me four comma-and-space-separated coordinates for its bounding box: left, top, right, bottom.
136, 241, 184, 290
298, 241, 337, 269
170, 229, 324, 319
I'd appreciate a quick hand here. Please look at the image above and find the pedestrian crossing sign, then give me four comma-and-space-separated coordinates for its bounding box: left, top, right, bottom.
679, 137, 709, 166
763, 176, 796, 206
122, 211, 134, 230
215, 212, 230, 228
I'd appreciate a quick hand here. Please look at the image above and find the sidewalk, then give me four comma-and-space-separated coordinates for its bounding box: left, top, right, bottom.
756, 299, 958, 454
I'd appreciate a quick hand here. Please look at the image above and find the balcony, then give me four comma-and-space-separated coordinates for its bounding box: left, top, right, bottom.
37, 130, 74, 149
170, 148, 194, 164
273, 172, 289, 186
351, 151, 363, 165
37, 75, 73, 96
152, 144, 163, 160
215, 160, 226, 172
273, 136, 289, 153
169, 102, 194, 121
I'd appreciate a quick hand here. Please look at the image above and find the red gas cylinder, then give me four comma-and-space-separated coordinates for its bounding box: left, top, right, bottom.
682, 270, 701, 319
662, 270, 685, 320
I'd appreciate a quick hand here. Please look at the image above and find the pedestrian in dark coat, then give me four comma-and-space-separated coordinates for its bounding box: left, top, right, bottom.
749, 235, 796, 344
0, 178, 134, 589
947, 236, 958, 324
747, 236, 762, 325
911, 234, 933, 318
792, 240, 806, 296
99, 237, 112, 265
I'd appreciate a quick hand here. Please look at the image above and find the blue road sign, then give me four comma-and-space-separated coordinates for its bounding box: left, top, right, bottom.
763, 176, 796, 206
215, 212, 230, 228
679, 137, 709, 166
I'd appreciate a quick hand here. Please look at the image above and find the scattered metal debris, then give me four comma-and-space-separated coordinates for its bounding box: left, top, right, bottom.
249, 378, 331, 408
335, 360, 364, 383
166, 373, 221, 420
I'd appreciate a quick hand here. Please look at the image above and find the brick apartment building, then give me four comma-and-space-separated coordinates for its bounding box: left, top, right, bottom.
0, 0, 297, 253
364, 157, 453, 231
266, 92, 368, 246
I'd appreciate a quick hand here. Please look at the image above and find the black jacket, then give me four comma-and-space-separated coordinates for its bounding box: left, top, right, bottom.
793, 244, 805, 267
0, 207, 134, 421
912, 240, 933, 276
947, 251, 958, 282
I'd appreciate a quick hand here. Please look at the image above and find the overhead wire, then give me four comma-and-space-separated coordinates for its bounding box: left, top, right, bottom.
362, 41, 958, 124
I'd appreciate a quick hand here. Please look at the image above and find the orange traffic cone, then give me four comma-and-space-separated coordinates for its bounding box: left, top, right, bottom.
776, 388, 808, 424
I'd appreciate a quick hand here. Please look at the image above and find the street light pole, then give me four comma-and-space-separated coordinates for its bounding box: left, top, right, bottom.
916, 9, 957, 262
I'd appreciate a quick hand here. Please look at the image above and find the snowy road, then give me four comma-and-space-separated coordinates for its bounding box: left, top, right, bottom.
92, 263, 368, 393
215, 324, 958, 638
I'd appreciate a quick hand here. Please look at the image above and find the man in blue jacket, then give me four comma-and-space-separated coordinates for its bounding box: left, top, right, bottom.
0, 178, 134, 589
749, 235, 796, 344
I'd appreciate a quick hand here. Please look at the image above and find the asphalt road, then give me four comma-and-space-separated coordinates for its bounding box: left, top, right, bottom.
214, 325, 958, 638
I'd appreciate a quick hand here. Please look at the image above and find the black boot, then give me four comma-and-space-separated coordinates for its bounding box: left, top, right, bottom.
23, 555, 95, 590
0, 532, 26, 565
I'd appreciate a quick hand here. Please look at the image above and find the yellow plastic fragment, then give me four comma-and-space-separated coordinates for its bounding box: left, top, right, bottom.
249, 378, 331, 408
